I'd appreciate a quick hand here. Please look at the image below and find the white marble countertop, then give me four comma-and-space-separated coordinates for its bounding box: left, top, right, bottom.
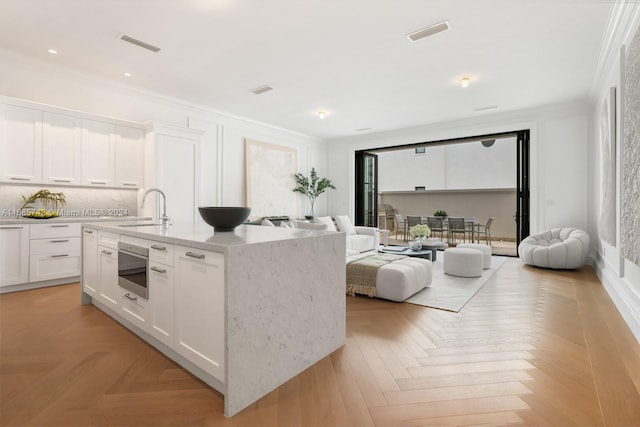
0, 216, 151, 225
82, 221, 337, 252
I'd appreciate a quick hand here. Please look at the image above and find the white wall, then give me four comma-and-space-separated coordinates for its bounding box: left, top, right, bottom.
326, 101, 589, 238
378, 138, 516, 192
589, 2, 640, 342
0, 50, 327, 220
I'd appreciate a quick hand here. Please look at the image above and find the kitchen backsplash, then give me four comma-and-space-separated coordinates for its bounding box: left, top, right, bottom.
0, 184, 139, 218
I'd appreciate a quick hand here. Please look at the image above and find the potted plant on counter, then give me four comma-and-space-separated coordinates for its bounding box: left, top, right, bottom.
18, 189, 67, 218
293, 167, 336, 219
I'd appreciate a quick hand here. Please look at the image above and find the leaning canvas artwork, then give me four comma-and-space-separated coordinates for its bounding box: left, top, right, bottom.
599, 87, 616, 246
621, 29, 640, 267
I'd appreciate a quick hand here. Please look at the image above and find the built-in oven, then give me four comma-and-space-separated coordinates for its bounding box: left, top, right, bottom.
117, 241, 149, 299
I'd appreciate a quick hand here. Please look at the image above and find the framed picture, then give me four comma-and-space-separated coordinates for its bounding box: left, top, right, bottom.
245, 139, 298, 220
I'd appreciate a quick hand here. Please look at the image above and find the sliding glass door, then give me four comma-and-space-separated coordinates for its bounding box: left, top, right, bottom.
516, 130, 530, 254
355, 151, 378, 227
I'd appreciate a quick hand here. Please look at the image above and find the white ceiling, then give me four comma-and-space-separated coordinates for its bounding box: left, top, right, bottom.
0, 0, 613, 139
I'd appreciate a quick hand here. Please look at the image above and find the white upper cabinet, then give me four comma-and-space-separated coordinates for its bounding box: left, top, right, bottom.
115, 125, 144, 188
0, 104, 43, 183
42, 112, 82, 185
82, 119, 115, 186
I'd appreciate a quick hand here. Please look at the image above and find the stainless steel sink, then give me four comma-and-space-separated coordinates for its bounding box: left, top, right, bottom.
117, 223, 164, 227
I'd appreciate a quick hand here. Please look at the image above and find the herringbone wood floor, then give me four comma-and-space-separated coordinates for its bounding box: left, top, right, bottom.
2, 259, 640, 426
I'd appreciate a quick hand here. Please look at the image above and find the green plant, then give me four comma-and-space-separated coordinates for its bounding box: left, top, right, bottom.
293, 167, 336, 217
409, 224, 431, 240
433, 209, 448, 217
19, 189, 66, 218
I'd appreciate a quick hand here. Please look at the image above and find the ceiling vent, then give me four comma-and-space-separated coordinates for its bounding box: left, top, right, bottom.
407, 21, 450, 42
252, 85, 273, 95
120, 34, 161, 53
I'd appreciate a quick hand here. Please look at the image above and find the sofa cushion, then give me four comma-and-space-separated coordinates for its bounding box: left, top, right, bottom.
336, 215, 357, 235
314, 216, 337, 231
293, 220, 327, 230
261, 219, 275, 227
346, 234, 375, 253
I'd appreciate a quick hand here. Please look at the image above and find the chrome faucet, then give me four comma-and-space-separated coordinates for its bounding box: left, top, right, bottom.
141, 188, 170, 226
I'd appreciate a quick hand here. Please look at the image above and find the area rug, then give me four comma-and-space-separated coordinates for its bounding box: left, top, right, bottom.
405, 255, 508, 312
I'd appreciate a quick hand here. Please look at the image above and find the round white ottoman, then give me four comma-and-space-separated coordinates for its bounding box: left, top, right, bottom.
444, 248, 483, 278
457, 243, 492, 269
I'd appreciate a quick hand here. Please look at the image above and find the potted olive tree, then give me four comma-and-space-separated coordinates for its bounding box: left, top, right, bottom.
293, 167, 336, 219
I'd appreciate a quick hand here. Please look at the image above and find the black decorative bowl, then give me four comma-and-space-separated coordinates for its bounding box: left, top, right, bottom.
198, 207, 251, 231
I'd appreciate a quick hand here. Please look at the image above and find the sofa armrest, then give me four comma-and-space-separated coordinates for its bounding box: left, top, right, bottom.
354, 226, 380, 247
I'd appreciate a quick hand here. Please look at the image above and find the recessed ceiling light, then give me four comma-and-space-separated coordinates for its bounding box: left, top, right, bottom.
407, 21, 450, 42
252, 85, 273, 95
318, 112, 326, 120
460, 77, 470, 88
47, 49, 57, 54
123, 72, 132, 77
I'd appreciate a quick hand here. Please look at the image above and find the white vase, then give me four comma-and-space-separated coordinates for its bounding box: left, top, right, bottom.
409, 240, 422, 251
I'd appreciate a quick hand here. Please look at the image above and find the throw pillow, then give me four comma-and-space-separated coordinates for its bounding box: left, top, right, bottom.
280, 221, 292, 228
314, 216, 337, 231
261, 219, 275, 227
335, 215, 357, 235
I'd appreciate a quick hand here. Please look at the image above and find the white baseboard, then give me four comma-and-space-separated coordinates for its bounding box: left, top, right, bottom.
591, 255, 640, 344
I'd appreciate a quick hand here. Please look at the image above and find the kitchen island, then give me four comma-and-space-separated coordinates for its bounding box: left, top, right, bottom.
80, 221, 346, 417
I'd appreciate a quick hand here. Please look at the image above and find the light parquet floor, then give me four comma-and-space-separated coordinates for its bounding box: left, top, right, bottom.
2, 259, 640, 426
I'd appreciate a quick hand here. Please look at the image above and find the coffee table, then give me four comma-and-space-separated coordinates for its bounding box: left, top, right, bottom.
380, 241, 448, 261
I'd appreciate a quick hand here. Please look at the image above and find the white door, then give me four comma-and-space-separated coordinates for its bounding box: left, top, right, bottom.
115, 125, 144, 188
98, 246, 118, 309
42, 112, 82, 185
156, 134, 198, 223
82, 228, 99, 297
0, 225, 29, 287
174, 246, 225, 382
82, 120, 115, 186
0, 104, 42, 183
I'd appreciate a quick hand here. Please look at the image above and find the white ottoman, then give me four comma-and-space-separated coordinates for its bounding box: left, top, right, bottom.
444, 248, 483, 278
376, 258, 432, 302
457, 243, 492, 269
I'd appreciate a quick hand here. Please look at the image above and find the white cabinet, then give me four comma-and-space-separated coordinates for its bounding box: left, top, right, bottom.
29, 223, 81, 282
97, 231, 119, 309
115, 125, 144, 188
0, 104, 42, 183
174, 245, 225, 382
0, 225, 30, 287
149, 240, 174, 347
42, 112, 82, 185
82, 228, 99, 297
82, 119, 115, 186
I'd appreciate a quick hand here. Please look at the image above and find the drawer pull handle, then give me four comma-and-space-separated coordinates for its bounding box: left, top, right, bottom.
150, 266, 167, 274
51, 239, 69, 243
0, 226, 23, 229
186, 251, 205, 259
90, 180, 107, 184
122, 182, 137, 187
53, 179, 72, 183
51, 254, 69, 258
84, 230, 94, 234
150, 245, 167, 251
124, 293, 138, 301
10, 177, 30, 181
101, 250, 112, 255
51, 225, 69, 228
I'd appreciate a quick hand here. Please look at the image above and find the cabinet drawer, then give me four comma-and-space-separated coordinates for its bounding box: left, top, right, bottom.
29, 252, 81, 282
30, 222, 80, 239
30, 236, 80, 255
97, 231, 119, 249
175, 245, 223, 267
120, 290, 149, 332
149, 241, 173, 266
